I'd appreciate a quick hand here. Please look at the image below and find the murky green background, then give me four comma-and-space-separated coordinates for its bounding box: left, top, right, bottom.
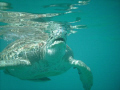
0, 0, 120, 90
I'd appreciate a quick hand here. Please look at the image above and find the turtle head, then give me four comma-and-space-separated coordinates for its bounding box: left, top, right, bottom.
50, 28, 67, 43
44, 28, 67, 60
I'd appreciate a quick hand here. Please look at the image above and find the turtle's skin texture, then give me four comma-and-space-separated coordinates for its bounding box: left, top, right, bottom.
0, 30, 93, 90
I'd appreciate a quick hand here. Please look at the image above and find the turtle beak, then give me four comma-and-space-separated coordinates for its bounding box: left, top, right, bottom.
48, 28, 67, 43
46, 28, 67, 49
54, 38, 66, 42
53, 28, 67, 42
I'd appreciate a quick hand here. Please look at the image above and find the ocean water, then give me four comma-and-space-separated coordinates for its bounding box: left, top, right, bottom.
0, 0, 120, 90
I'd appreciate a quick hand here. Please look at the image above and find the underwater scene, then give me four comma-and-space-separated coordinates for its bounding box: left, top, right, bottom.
0, 0, 120, 90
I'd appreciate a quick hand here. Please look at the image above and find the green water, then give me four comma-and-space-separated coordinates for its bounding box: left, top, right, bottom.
0, 0, 120, 90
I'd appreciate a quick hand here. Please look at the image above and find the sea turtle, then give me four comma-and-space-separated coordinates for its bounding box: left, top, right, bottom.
0, 29, 93, 90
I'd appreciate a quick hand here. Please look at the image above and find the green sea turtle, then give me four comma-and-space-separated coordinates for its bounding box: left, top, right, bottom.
0, 29, 93, 90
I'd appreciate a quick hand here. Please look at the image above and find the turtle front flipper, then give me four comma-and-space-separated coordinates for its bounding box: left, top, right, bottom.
69, 57, 93, 90
0, 59, 31, 69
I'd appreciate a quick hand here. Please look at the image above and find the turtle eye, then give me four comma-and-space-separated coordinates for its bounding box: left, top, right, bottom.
49, 36, 53, 39
51, 37, 53, 39
65, 32, 67, 36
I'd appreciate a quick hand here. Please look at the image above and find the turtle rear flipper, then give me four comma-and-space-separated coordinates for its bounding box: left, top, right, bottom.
0, 59, 31, 69
69, 57, 93, 90
28, 77, 51, 82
